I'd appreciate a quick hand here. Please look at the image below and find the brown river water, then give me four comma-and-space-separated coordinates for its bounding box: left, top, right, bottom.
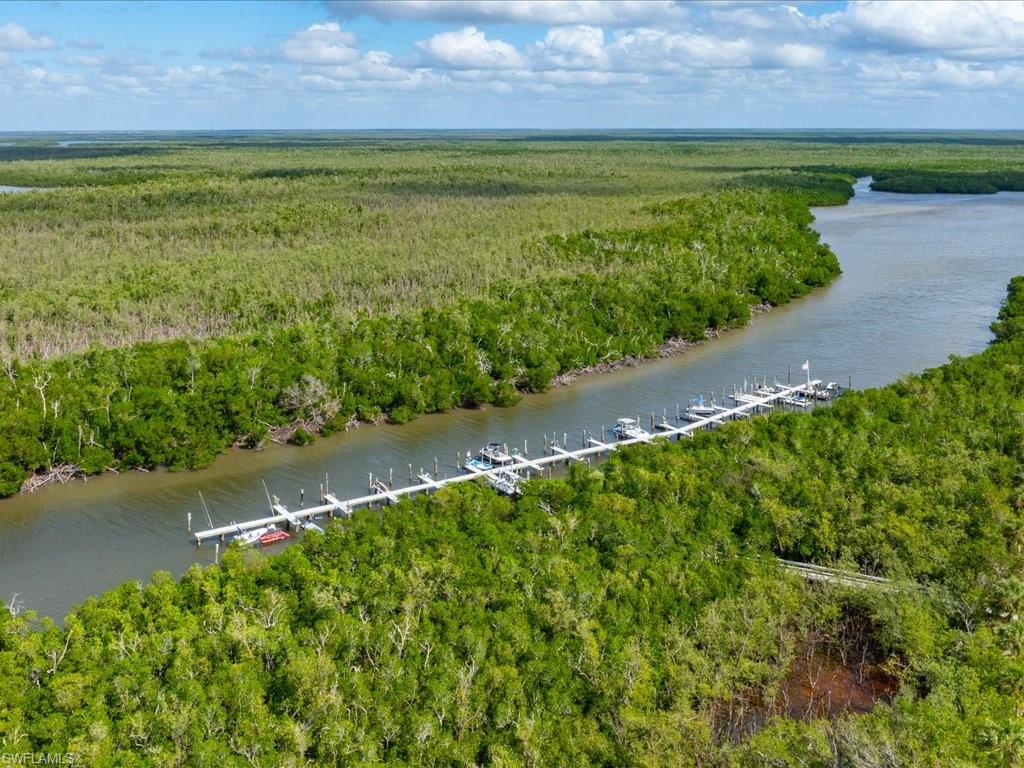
2, 178, 1022, 620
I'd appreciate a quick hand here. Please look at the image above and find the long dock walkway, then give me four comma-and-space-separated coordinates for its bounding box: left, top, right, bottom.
193, 379, 821, 545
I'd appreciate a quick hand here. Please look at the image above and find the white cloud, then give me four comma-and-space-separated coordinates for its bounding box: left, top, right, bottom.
329, 1, 687, 26
69, 36, 103, 51
770, 43, 826, 68
0, 22, 55, 51
417, 26, 524, 70
280, 22, 359, 65
859, 55, 1024, 89
9, 2, 1024, 128
57, 55, 102, 67
534, 26, 608, 69
833, 0, 1024, 60
302, 50, 436, 87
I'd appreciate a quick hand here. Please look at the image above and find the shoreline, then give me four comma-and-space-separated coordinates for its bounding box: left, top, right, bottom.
551, 302, 771, 387
13, 303, 780, 497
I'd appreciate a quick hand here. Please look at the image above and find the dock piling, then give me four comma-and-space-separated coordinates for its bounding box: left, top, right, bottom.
193, 374, 825, 547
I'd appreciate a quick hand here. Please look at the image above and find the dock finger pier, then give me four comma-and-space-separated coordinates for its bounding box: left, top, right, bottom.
192, 365, 841, 547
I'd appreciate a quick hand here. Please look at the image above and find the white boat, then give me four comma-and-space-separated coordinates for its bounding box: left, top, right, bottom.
480, 441, 514, 465
813, 382, 844, 400
464, 457, 493, 473
780, 392, 813, 408
613, 417, 651, 440
236, 523, 277, 546
488, 469, 523, 497
684, 396, 717, 421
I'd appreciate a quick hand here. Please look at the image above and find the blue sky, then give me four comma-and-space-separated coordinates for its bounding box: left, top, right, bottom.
1, 1, 1022, 130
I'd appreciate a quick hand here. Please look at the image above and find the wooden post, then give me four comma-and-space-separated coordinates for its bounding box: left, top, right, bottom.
187, 512, 191, 532
368, 472, 373, 492
300, 489, 304, 508
408, 463, 413, 482
524, 438, 528, 457
434, 456, 439, 476
389, 467, 394, 487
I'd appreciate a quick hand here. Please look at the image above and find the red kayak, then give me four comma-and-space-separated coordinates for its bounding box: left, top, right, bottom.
259, 530, 290, 546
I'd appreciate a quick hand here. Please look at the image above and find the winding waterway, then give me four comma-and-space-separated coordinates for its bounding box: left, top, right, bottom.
2, 178, 1022, 620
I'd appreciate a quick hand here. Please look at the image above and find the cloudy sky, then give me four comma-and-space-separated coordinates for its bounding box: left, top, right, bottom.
2, 0, 1023, 130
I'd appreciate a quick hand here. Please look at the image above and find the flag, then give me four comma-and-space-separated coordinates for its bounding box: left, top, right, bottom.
800, 361, 809, 371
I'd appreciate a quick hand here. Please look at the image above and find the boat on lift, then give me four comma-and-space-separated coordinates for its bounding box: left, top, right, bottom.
780, 390, 813, 408
684, 395, 717, 421
613, 417, 650, 440
464, 456, 493, 473
235, 523, 278, 546
488, 469, 523, 497
479, 441, 514, 465
813, 381, 844, 400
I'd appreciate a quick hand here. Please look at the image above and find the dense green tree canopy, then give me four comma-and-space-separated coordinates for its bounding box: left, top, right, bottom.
1, 280, 1022, 766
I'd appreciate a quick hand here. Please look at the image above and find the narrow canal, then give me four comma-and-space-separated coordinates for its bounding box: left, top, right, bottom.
2, 179, 1022, 619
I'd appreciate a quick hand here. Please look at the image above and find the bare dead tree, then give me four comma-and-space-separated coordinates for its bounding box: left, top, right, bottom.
7, 592, 23, 617
33, 372, 53, 419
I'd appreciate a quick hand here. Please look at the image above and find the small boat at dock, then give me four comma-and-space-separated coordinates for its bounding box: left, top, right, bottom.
488, 469, 523, 497
813, 382, 844, 400
480, 441, 514, 465
613, 417, 651, 440
464, 456, 493, 473
683, 396, 717, 421
259, 529, 290, 546
235, 523, 285, 546
780, 391, 813, 408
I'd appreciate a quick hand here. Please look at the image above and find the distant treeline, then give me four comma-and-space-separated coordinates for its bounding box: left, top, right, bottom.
871, 169, 1024, 194
2, 279, 1022, 766
0, 190, 838, 495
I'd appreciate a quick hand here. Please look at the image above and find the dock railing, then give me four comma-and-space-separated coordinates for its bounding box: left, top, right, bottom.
193, 379, 822, 545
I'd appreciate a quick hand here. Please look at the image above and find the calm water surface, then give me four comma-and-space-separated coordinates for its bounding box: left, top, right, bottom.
2, 179, 1022, 619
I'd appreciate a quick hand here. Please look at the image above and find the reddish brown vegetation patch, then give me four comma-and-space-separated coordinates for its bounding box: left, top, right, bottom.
710, 634, 901, 743
777, 649, 899, 720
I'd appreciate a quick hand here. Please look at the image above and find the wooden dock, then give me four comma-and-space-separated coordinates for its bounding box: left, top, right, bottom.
193, 378, 822, 545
